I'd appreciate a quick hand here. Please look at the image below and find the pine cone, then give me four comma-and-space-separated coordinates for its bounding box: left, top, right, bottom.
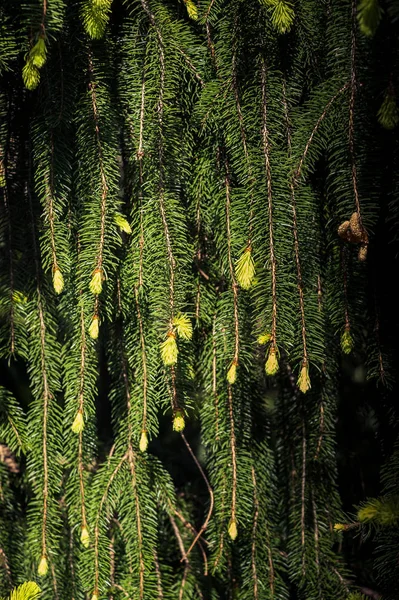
338, 220, 351, 240
358, 243, 368, 261
349, 212, 368, 244
0, 443, 19, 473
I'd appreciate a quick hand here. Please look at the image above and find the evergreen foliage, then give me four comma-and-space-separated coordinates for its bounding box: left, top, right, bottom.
0, 0, 399, 599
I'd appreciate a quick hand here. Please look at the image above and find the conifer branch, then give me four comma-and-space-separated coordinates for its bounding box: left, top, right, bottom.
283, 81, 309, 373
311, 488, 320, 578
227, 385, 237, 530
290, 83, 350, 373
169, 513, 189, 564
178, 48, 204, 86
224, 163, 239, 371
134, 65, 148, 433
1, 163, 15, 355
134, 288, 148, 434
179, 566, 189, 600
28, 184, 52, 567
212, 313, 220, 440
153, 550, 163, 598
46, 135, 60, 275
127, 449, 145, 599
349, 0, 362, 220
232, 43, 255, 241
68, 524, 76, 598
289, 182, 308, 366
93, 454, 127, 596
261, 61, 278, 349
251, 467, 259, 600
212, 472, 227, 572
293, 84, 349, 184
314, 402, 325, 460
301, 421, 307, 577
317, 274, 322, 312
140, 0, 176, 321
342, 248, 351, 332
172, 504, 209, 573
50, 562, 59, 600
0, 546, 12, 588
88, 54, 109, 277
181, 433, 214, 561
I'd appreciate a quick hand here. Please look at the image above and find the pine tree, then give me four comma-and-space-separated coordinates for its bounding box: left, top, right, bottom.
0, 0, 398, 599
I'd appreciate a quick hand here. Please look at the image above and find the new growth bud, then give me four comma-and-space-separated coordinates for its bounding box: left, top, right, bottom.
341, 328, 354, 354
297, 363, 311, 393
38, 555, 48, 577
228, 518, 238, 540
90, 269, 103, 295
173, 313, 193, 340
72, 410, 84, 434
161, 332, 178, 366
53, 267, 64, 295
227, 360, 237, 385
185, 0, 198, 20
265, 346, 279, 376
89, 315, 100, 340
139, 430, 148, 452
81, 525, 90, 548
235, 247, 255, 290
114, 213, 132, 234
173, 410, 185, 432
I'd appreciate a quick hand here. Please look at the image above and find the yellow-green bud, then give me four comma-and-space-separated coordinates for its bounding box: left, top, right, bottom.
173, 313, 193, 340
114, 213, 132, 234
297, 363, 311, 393
265, 346, 279, 376
139, 430, 148, 452
160, 332, 178, 366
227, 361, 237, 385
0, 161, 5, 188
341, 329, 354, 354
235, 247, 255, 290
228, 518, 238, 540
22, 60, 40, 90
262, 0, 295, 34
357, 503, 378, 523
80, 525, 90, 548
90, 269, 103, 295
92, 0, 112, 7
91, 593, 99, 600
29, 37, 47, 69
13, 291, 28, 304
53, 267, 64, 295
38, 555, 48, 577
89, 315, 100, 340
173, 410, 185, 432
333, 523, 346, 531
185, 0, 198, 20
14, 582, 41, 598
257, 332, 271, 345
72, 410, 84, 434
356, 497, 399, 526
82, 0, 111, 39
357, 0, 382, 37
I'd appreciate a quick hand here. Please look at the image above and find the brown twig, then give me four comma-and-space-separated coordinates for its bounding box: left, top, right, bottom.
181, 434, 214, 566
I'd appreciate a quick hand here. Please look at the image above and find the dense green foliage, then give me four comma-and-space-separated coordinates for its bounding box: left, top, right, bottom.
1, 0, 399, 599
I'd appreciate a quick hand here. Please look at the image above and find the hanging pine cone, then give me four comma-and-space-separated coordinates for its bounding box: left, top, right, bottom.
338, 212, 369, 260
349, 212, 368, 244
358, 243, 368, 261
338, 220, 351, 241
